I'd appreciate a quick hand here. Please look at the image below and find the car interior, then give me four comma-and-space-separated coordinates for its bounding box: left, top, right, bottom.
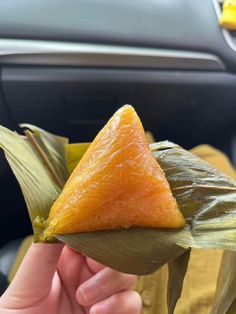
0, 0, 236, 296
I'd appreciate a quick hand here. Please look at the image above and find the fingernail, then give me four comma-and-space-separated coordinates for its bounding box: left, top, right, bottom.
90, 304, 107, 314
79, 280, 99, 302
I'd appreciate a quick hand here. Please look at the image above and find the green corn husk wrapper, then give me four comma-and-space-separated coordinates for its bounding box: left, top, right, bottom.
1, 125, 236, 313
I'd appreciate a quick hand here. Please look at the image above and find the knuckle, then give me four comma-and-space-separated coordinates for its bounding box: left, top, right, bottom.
113, 291, 142, 313
120, 273, 137, 287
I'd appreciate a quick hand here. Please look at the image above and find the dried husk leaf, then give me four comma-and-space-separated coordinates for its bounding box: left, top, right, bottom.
20, 124, 69, 185
65, 143, 90, 174
167, 249, 191, 314
0, 125, 66, 241
57, 228, 187, 275
152, 142, 236, 251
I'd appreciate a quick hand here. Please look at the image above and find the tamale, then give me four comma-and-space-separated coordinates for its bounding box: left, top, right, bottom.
44, 105, 185, 237
1, 105, 236, 313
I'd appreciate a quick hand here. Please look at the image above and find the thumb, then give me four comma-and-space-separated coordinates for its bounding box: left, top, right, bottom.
3, 243, 63, 299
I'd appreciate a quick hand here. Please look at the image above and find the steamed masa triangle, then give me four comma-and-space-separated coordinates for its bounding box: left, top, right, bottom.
44, 105, 185, 236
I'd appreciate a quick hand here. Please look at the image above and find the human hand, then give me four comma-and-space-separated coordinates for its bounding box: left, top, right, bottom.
0, 243, 141, 314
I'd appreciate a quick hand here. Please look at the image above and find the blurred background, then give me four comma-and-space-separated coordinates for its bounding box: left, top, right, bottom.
0, 0, 236, 292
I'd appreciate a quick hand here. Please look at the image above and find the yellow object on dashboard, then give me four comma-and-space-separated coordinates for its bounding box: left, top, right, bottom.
220, 0, 236, 30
